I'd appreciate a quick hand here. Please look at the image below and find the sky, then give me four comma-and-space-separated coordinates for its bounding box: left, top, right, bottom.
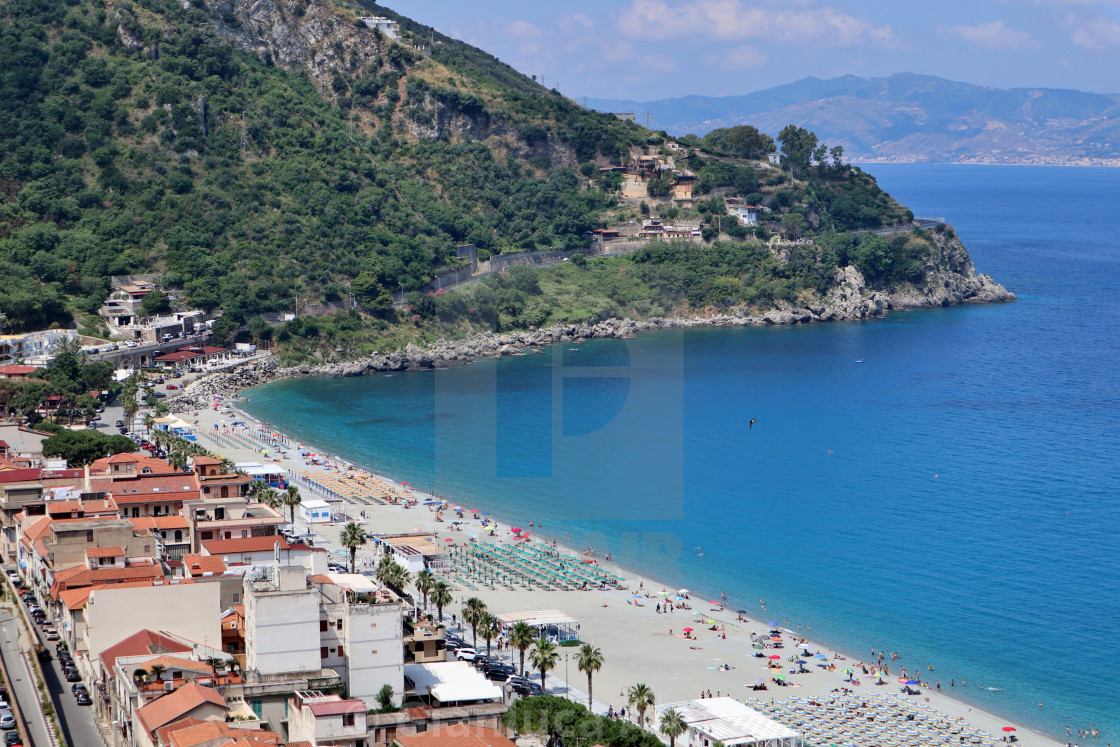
384, 0, 1120, 100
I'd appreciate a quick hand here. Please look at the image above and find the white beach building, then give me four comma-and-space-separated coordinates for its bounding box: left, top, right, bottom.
300, 498, 333, 524
656, 697, 802, 747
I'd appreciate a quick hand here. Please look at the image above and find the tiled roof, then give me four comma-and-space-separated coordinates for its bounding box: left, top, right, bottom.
154, 717, 207, 747
130, 515, 191, 531
142, 655, 212, 674
85, 546, 124, 558
100, 629, 193, 673
0, 365, 38, 375
395, 726, 517, 747
92, 474, 199, 501
307, 699, 366, 716
0, 468, 41, 483
137, 683, 226, 736
165, 720, 278, 747
202, 536, 288, 555
181, 554, 226, 576
92, 453, 178, 474
51, 564, 163, 595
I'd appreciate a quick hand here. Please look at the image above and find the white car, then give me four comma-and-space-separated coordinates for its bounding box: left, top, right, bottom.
125, 341, 138, 348
455, 648, 479, 662
0, 713, 15, 730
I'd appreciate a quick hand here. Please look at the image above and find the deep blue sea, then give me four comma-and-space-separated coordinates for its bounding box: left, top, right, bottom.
243, 165, 1120, 740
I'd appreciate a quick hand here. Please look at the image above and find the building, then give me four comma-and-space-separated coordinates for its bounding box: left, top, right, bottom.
767, 152, 782, 166
370, 704, 508, 747
299, 499, 332, 524
286, 691, 369, 747
245, 566, 404, 709
393, 725, 515, 747
0, 328, 77, 365
134, 682, 227, 747
359, 16, 401, 39
0, 364, 37, 379
726, 199, 760, 225
637, 217, 700, 240
402, 662, 502, 707
494, 610, 580, 643
655, 697, 802, 747
373, 535, 450, 574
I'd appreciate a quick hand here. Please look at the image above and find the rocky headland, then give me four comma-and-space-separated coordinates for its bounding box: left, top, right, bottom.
170, 233, 1012, 409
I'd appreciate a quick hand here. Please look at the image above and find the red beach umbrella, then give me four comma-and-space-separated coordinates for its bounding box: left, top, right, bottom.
444, 538, 454, 543
1002, 727, 1016, 733
682, 627, 694, 632
769, 655, 781, 660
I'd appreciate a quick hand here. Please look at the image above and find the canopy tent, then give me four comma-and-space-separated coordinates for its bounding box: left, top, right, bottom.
657, 697, 802, 747
404, 661, 502, 705
495, 610, 580, 642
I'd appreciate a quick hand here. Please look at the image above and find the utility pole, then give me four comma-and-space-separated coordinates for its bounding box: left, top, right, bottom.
646, 112, 651, 129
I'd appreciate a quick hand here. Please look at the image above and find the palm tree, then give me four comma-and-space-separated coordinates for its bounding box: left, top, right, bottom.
529, 638, 558, 691
224, 657, 240, 678
660, 707, 686, 747
258, 487, 282, 510
143, 412, 155, 435
340, 522, 367, 573
478, 612, 497, 657
147, 663, 167, 682
462, 597, 487, 649
386, 564, 411, 593
509, 621, 535, 678
430, 581, 452, 622
132, 667, 148, 685
577, 644, 604, 711
415, 569, 435, 610
282, 484, 302, 525
628, 683, 656, 728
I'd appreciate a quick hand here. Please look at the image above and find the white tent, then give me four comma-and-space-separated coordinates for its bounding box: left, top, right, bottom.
404, 662, 502, 705
657, 697, 802, 747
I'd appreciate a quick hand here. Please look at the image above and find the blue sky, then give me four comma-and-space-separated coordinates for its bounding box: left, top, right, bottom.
384, 0, 1120, 99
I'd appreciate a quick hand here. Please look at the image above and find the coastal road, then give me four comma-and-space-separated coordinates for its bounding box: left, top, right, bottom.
0, 610, 51, 747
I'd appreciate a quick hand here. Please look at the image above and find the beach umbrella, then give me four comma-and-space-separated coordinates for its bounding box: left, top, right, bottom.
1001, 727, 1016, 733
737, 609, 749, 614
773, 673, 786, 680
769, 655, 781, 659
767, 621, 778, 626
682, 627, 694, 632
709, 600, 721, 605
444, 538, 454, 543
796, 659, 808, 664
679, 588, 691, 594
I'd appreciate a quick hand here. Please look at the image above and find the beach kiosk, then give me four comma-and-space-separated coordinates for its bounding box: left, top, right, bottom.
495, 610, 580, 643
299, 498, 332, 524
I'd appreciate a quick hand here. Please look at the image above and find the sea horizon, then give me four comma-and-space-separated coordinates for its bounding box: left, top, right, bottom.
241, 164, 1120, 742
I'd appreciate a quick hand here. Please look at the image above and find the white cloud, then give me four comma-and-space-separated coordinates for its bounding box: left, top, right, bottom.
1071, 17, 1120, 49
617, 0, 892, 45
723, 44, 769, 67
949, 20, 1039, 49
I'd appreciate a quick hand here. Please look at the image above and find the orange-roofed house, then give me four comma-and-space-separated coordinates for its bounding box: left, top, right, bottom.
129, 514, 192, 560
394, 725, 517, 747
180, 553, 227, 578
91, 452, 180, 477
134, 682, 226, 747
286, 692, 369, 747
160, 718, 280, 747
90, 470, 200, 521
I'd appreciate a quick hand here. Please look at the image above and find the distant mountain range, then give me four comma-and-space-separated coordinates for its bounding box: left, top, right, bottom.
586, 74, 1120, 165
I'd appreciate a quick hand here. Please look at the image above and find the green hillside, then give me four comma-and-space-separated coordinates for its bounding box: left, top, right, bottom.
0, 0, 927, 358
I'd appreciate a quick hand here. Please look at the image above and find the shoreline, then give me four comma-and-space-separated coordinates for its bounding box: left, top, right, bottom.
174, 382, 1062, 747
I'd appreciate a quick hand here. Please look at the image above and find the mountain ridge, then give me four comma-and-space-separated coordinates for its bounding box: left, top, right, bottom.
587, 73, 1120, 165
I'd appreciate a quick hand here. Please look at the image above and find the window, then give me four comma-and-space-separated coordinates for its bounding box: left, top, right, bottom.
319, 620, 328, 632
343, 714, 355, 727
241, 530, 247, 538
336, 620, 343, 630
337, 645, 344, 657
131, 508, 139, 518
250, 699, 263, 719
232, 592, 240, 603
86, 531, 94, 542
200, 531, 213, 540
320, 647, 328, 659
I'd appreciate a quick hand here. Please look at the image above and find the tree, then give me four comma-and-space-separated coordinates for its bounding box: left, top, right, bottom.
509, 620, 535, 678
224, 657, 240, 677
782, 213, 807, 240
147, 663, 167, 681
577, 644, 604, 711
478, 612, 497, 657
701, 125, 775, 160
140, 289, 172, 317
659, 707, 686, 747
340, 521, 367, 573
777, 125, 818, 177
529, 638, 559, 691
132, 667, 148, 684
462, 596, 487, 649
829, 145, 845, 167
281, 484, 302, 525
41, 430, 134, 466
628, 683, 656, 727
257, 487, 281, 510
375, 683, 396, 713
415, 569, 435, 610
430, 581, 452, 622
351, 271, 394, 310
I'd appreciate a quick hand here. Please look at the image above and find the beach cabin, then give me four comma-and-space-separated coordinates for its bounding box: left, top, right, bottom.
300, 499, 332, 524
234, 462, 285, 489
656, 697, 802, 747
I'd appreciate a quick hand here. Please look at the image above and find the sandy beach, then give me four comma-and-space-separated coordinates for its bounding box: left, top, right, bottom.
172, 383, 1065, 747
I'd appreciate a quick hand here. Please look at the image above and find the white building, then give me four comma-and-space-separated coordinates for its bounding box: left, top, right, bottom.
287, 691, 369, 746
727, 203, 760, 225
0, 328, 77, 365
359, 16, 401, 39
300, 499, 333, 524
656, 697, 802, 747
403, 661, 502, 707
244, 566, 404, 708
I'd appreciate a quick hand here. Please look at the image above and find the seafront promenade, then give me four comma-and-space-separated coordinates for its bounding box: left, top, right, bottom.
177, 394, 1065, 747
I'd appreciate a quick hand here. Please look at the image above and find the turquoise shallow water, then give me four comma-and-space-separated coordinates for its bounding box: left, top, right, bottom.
243, 165, 1120, 740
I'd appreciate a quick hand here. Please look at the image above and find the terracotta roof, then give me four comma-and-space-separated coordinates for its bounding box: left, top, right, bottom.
181, 554, 226, 576
0, 468, 41, 483
137, 682, 226, 735
192, 457, 222, 466
309, 574, 334, 585
51, 564, 163, 595
395, 726, 517, 747
91, 473, 199, 498
154, 717, 208, 747
0, 365, 38, 375
130, 515, 191, 531
100, 629, 193, 673
142, 655, 213, 674
59, 579, 196, 611
307, 698, 366, 716
86, 546, 124, 558
202, 536, 289, 555
92, 453, 178, 475
164, 720, 278, 747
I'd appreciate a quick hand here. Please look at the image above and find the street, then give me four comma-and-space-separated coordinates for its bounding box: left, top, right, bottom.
0, 610, 51, 747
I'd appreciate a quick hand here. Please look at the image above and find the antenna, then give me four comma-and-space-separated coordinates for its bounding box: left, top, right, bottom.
646, 112, 651, 129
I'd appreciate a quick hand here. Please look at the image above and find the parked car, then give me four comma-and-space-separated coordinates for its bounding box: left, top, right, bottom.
487, 670, 511, 682
0, 714, 14, 730
72, 684, 88, 696
65, 669, 81, 683
75, 692, 92, 706
165, 384, 178, 390
46, 632, 60, 641
4, 729, 22, 745
153, 391, 166, 398
114, 420, 124, 427
454, 649, 479, 662
26, 604, 41, 614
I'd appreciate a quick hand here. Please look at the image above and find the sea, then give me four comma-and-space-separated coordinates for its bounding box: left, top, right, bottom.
241, 165, 1120, 740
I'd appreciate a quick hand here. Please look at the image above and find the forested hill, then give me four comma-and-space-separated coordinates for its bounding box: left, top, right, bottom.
0, 0, 649, 332
0, 0, 955, 362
